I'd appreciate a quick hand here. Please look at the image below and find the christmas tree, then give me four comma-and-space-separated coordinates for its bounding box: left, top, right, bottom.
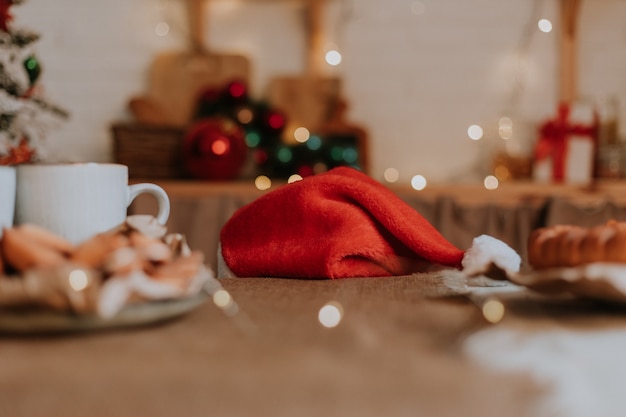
190, 79, 364, 180
0, 0, 67, 165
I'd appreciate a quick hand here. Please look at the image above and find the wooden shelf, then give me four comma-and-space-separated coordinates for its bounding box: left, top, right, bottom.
133, 178, 626, 206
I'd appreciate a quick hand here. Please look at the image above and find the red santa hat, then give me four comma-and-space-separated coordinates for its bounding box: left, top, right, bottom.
220, 167, 520, 279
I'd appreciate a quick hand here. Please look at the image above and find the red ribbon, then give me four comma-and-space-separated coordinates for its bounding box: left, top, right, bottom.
0, 0, 12, 32
534, 102, 598, 182
0, 137, 35, 165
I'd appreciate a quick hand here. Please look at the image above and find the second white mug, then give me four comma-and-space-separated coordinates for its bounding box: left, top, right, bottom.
0, 166, 16, 237
15, 163, 170, 244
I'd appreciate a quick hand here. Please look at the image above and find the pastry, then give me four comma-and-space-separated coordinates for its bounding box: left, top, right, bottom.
1, 227, 67, 271
528, 220, 626, 269
18, 224, 74, 254
71, 232, 129, 268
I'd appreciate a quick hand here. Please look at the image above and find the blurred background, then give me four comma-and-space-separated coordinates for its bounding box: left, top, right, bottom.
12, 0, 626, 184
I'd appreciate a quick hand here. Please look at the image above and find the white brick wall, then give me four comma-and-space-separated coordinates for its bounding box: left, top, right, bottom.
12, 0, 626, 183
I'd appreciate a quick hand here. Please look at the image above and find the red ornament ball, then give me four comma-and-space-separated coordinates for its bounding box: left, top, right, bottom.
227, 80, 247, 99
182, 117, 248, 180
266, 110, 286, 130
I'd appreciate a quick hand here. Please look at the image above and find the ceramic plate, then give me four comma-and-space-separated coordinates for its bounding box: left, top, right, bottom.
509, 263, 626, 303
0, 292, 207, 335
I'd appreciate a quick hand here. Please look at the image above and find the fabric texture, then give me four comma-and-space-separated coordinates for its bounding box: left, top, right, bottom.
220, 167, 465, 278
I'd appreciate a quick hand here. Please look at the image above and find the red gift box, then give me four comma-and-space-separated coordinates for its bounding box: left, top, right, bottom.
533, 102, 599, 183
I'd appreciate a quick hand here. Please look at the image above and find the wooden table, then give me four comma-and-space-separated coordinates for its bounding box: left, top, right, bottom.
3, 270, 626, 416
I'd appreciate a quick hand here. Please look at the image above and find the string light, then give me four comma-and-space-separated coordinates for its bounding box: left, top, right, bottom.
228, 82, 246, 98
293, 127, 310, 143
411, 175, 427, 190
268, 113, 285, 130
306, 135, 322, 150
467, 124, 484, 140
494, 165, 511, 181
288, 174, 303, 183
467, 0, 542, 182
245, 131, 261, 147
498, 117, 513, 140
277, 147, 293, 163
327, 0, 353, 72
325, 50, 342, 66
342, 148, 358, 164
384, 168, 399, 183
538, 18, 553, 33
254, 175, 272, 190
211, 138, 229, 156
237, 108, 254, 124
484, 175, 499, 190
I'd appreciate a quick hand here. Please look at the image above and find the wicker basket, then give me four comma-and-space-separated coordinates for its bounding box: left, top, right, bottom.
112, 123, 186, 179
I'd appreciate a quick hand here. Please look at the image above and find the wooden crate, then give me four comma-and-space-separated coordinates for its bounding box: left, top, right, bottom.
112, 123, 186, 179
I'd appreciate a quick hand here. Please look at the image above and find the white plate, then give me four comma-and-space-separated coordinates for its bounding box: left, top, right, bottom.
0, 292, 207, 335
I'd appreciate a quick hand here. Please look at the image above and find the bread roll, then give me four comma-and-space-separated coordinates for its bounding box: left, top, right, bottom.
528, 220, 626, 269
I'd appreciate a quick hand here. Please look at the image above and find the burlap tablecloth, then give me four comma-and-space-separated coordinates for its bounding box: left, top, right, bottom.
0, 273, 538, 417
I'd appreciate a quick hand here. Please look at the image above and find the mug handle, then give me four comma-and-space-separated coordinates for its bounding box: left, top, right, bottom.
127, 183, 171, 225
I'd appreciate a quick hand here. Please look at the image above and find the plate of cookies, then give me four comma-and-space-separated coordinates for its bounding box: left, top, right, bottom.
508, 220, 626, 302
0, 290, 209, 334
0, 215, 214, 334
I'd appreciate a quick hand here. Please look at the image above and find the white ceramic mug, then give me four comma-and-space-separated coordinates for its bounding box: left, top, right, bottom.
15, 163, 170, 244
0, 166, 16, 236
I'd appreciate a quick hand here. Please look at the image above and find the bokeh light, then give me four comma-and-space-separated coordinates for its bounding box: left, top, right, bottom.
213, 289, 233, 308
342, 147, 358, 163
69, 269, 89, 291
498, 117, 513, 140
288, 174, 303, 183
268, 113, 285, 129
384, 168, 400, 183
211, 138, 229, 156
306, 135, 322, 150
494, 165, 511, 181
411, 174, 427, 190
294, 127, 310, 143
277, 147, 293, 163
318, 301, 344, 328
255, 175, 272, 190
538, 19, 553, 33
484, 175, 499, 190
245, 131, 261, 147
325, 50, 342, 66
237, 108, 253, 124
467, 124, 484, 140
228, 82, 246, 98
482, 299, 505, 323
